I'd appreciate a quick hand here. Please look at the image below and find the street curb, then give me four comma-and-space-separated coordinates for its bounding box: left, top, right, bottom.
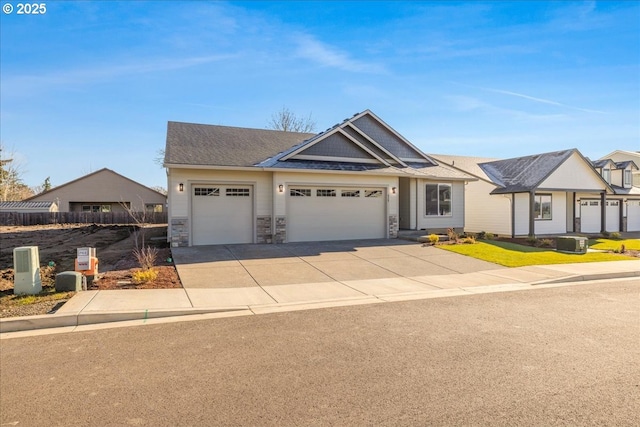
2, 272, 638, 335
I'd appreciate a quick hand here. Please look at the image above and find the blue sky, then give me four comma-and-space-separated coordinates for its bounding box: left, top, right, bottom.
1, 0, 639, 190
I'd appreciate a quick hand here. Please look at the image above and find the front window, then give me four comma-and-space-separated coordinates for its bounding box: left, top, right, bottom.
624, 170, 632, 186
534, 194, 552, 220
603, 169, 611, 183
425, 184, 452, 216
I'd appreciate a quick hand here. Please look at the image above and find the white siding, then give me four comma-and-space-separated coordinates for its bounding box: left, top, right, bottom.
463, 180, 511, 235
539, 152, 608, 191
514, 193, 530, 236
514, 192, 569, 236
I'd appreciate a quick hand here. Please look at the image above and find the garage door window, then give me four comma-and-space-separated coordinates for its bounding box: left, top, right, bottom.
317, 189, 336, 197
341, 190, 360, 198
290, 188, 311, 197
365, 190, 383, 198
194, 187, 219, 196
226, 188, 250, 196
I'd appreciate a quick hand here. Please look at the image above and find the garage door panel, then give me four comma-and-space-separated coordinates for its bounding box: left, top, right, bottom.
627, 200, 640, 232
580, 199, 622, 233
192, 185, 253, 245
288, 187, 386, 242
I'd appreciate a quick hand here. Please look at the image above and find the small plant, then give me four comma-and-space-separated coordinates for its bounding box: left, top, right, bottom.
476, 231, 486, 240
601, 231, 610, 238
610, 232, 621, 240
526, 236, 538, 245
133, 246, 158, 270
461, 236, 476, 244
538, 238, 554, 248
484, 232, 495, 241
447, 228, 459, 243
15, 295, 38, 305
132, 269, 158, 284
428, 234, 440, 245
613, 244, 626, 254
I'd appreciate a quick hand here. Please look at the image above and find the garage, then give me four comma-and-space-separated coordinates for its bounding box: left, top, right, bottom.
580, 199, 621, 233
191, 185, 253, 245
626, 200, 640, 232
287, 186, 387, 242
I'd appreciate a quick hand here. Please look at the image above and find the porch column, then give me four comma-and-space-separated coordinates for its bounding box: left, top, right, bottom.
511, 193, 516, 238
529, 190, 535, 238
600, 192, 606, 233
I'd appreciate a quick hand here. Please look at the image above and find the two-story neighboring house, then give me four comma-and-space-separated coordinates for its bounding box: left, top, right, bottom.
592, 153, 640, 232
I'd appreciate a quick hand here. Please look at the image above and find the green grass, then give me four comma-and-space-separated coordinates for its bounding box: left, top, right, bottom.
588, 238, 640, 251
438, 240, 636, 267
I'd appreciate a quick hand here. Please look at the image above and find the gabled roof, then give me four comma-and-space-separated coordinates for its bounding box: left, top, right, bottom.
24, 168, 166, 200
277, 110, 435, 166
428, 154, 499, 183
591, 158, 616, 169
165, 121, 314, 167
615, 160, 639, 170
478, 148, 612, 194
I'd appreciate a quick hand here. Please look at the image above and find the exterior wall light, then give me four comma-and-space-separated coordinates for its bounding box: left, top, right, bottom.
179, 183, 184, 192
278, 184, 284, 193
391, 187, 397, 194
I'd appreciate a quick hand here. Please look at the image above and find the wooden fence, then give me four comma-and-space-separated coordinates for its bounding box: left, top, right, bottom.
0, 211, 168, 226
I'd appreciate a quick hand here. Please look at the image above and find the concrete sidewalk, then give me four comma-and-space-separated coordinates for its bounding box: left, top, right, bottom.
2, 259, 638, 335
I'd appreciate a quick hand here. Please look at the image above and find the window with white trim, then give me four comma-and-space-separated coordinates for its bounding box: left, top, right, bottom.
317, 189, 336, 197
226, 188, 250, 197
624, 170, 632, 186
194, 187, 219, 196
290, 188, 311, 197
603, 168, 611, 183
425, 184, 451, 216
534, 194, 552, 220
341, 190, 360, 197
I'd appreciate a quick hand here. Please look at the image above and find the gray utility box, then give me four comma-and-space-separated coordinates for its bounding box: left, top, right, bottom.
55, 271, 83, 292
556, 236, 588, 254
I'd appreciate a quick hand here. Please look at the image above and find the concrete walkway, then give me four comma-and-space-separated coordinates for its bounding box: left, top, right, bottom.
2, 240, 639, 336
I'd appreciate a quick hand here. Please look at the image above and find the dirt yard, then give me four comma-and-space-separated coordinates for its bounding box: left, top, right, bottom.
1, 224, 181, 318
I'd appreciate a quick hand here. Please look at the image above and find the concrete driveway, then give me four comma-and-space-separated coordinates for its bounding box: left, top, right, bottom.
171, 239, 506, 307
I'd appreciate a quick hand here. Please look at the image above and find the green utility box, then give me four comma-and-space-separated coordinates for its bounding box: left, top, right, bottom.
556, 236, 588, 254
55, 271, 83, 292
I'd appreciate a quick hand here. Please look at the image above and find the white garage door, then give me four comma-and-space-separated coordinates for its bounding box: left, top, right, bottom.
627, 200, 640, 232
606, 200, 621, 232
581, 199, 622, 233
580, 200, 601, 233
192, 185, 253, 245
288, 186, 386, 242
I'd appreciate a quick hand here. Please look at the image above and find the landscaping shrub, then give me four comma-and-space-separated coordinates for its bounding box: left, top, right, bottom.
538, 238, 554, 248
526, 236, 538, 245
461, 236, 476, 244
428, 234, 439, 245
484, 232, 495, 240
132, 269, 158, 284
133, 246, 158, 270
610, 232, 621, 240
447, 228, 459, 243
476, 231, 486, 240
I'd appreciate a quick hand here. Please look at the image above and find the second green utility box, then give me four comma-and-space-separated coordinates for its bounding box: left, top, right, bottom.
556, 236, 588, 254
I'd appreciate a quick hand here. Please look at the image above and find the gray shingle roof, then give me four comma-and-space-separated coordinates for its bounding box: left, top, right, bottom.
165, 121, 314, 167
479, 149, 576, 194
0, 201, 56, 210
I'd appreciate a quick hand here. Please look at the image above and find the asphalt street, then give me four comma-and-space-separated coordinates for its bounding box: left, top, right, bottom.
1, 278, 639, 426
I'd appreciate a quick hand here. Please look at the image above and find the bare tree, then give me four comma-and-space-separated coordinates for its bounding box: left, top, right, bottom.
268, 107, 316, 133
0, 143, 33, 201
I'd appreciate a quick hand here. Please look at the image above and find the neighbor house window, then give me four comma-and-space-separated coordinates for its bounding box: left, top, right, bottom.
146, 204, 163, 213
624, 170, 632, 186
603, 168, 611, 183
534, 194, 552, 220
425, 184, 451, 216
82, 204, 111, 213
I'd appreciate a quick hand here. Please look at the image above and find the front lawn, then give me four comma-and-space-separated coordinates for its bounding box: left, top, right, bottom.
438, 240, 636, 267
588, 238, 640, 251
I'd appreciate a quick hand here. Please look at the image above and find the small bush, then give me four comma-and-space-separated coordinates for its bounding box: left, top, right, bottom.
601, 231, 610, 238
526, 236, 538, 245
610, 232, 621, 240
484, 232, 495, 241
476, 231, 486, 240
613, 244, 626, 254
447, 228, 459, 242
133, 246, 158, 270
461, 236, 476, 244
132, 269, 158, 284
538, 238, 554, 248
429, 234, 440, 245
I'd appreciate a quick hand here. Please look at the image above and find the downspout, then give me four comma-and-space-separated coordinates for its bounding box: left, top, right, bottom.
529, 190, 535, 238
600, 192, 606, 233
510, 193, 515, 238
415, 178, 419, 230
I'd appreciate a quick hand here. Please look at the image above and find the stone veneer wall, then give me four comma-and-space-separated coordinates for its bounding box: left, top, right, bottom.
622, 217, 627, 232
274, 216, 286, 243
574, 218, 581, 234
171, 217, 189, 247
256, 216, 272, 244
388, 214, 398, 238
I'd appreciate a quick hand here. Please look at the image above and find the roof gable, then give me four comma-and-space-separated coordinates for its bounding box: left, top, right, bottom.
479, 149, 611, 194
539, 151, 611, 191
280, 110, 434, 166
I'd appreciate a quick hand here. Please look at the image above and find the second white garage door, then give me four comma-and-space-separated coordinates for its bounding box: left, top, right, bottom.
580, 199, 621, 233
288, 186, 386, 242
627, 200, 640, 232
192, 185, 253, 245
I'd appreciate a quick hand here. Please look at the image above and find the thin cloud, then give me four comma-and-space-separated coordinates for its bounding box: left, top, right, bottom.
450, 82, 608, 114
294, 34, 386, 73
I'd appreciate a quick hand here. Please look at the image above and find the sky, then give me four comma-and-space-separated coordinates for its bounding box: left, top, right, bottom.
1, 0, 639, 191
